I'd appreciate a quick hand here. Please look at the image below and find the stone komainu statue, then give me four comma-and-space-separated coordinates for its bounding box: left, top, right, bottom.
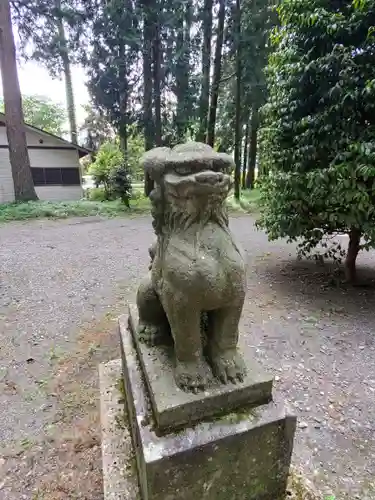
136, 142, 247, 392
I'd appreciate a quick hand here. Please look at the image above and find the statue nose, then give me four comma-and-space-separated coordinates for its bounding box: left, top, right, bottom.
195, 171, 224, 184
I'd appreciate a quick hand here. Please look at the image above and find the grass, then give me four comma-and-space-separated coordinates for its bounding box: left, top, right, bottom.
227, 188, 261, 213
0, 197, 151, 222
0, 188, 260, 223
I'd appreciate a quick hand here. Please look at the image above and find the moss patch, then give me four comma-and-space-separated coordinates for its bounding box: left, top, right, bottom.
287, 469, 319, 499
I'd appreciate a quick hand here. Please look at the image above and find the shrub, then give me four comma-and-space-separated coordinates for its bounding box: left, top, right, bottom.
131, 188, 143, 200
258, 0, 375, 282
87, 187, 108, 202
109, 162, 132, 207
89, 141, 124, 198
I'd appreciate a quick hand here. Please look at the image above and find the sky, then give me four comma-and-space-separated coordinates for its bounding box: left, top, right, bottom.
0, 59, 90, 131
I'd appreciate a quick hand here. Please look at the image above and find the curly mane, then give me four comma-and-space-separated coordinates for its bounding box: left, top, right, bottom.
149, 182, 229, 239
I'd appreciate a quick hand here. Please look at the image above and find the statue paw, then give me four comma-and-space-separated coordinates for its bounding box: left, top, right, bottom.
174, 358, 212, 393
138, 322, 170, 347
208, 348, 247, 385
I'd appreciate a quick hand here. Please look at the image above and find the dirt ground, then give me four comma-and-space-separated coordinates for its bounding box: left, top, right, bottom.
0, 215, 374, 499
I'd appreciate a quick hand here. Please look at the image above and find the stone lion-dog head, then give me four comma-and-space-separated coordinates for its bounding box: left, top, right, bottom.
141, 142, 235, 237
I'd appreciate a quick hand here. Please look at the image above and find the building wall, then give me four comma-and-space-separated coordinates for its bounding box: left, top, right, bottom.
0, 149, 15, 203
28, 148, 80, 169
35, 185, 83, 201
0, 126, 74, 148
0, 126, 83, 203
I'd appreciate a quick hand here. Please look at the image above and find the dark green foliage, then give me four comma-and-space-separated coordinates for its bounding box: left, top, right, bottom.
87, 0, 140, 147
109, 163, 133, 207
80, 104, 115, 151
258, 0, 375, 279
10, 0, 275, 199
10, 0, 89, 76
196, 0, 213, 142
88, 139, 142, 204
174, 0, 194, 141
215, 0, 274, 159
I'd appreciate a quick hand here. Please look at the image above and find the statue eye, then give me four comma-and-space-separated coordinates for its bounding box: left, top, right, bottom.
175, 166, 191, 175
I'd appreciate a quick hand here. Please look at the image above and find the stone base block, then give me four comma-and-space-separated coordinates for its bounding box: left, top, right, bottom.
118, 313, 296, 500
127, 305, 274, 433
99, 359, 139, 499
99, 360, 319, 500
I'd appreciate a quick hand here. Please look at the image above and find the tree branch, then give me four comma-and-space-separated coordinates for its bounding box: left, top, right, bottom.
219, 72, 236, 84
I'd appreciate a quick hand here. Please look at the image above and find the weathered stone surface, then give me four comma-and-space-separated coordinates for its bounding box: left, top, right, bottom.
124, 308, 273, 432
141, 142, 234, 181
136, 141, 249, 392
119, 314, 296, 500
99, 359, 139, 500
100, 359, 317, 500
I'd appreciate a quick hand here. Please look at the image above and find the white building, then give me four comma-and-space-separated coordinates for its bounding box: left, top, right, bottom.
0, 112, 91, 203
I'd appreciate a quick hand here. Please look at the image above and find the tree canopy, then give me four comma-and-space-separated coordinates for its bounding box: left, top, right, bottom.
86, 0, 139, 151
258, 0, 375, 281
79, 104, 116, 151
69, 0, 274, 196
7, 0, 276, 196
10, 0, 89, 143
1, 94, 67, 135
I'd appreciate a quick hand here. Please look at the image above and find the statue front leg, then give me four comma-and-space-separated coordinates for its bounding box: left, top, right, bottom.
136, 275, 171, 346
162, 291, 212, 393
206, 299, 247, 384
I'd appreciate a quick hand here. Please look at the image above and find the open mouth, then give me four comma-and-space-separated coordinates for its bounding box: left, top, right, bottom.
194, 171, 231, 192
164, 170, 232, 199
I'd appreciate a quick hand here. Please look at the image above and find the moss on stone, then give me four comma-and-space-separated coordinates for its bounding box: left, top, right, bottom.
202, 402, 260, 427
215, 406, 258, 424
115, 409, 128, 430
286, 469, 319, 500
116, 377, 126, 401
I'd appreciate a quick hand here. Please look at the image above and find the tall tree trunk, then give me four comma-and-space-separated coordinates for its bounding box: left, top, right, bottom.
176, 0, 192, 142
175, 9, 185, 142
184, 0, 192, 113
246, 106, 259, 189
152, 6, 162, 147
118, 33, 128, 158
233, 0, 241, 200
119, 90, 128, 159
207, 0, 226, 148
0, 0, 38, 201
119, 122, 128, 158
142, 0, 154, 195
345, 228, 361, 283
242, 120, 249, 189
54, 0, 77, 144
196, 0, 213, 142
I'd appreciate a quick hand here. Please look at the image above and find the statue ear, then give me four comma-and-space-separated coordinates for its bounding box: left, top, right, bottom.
149, 186, 162, 204
145, 181, 154, 197
148, 242, 157, 260
141, 147, 170, 188
149, 184, 164, 236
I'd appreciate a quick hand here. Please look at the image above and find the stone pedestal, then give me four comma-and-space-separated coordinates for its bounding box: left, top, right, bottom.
127, 304, 274, 432
108, 308, 296, 500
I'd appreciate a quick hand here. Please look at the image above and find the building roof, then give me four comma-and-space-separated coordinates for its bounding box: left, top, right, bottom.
0, 112, 93, 159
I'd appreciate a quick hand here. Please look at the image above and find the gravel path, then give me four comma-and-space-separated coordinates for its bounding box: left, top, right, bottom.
0, 215, 374, 499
